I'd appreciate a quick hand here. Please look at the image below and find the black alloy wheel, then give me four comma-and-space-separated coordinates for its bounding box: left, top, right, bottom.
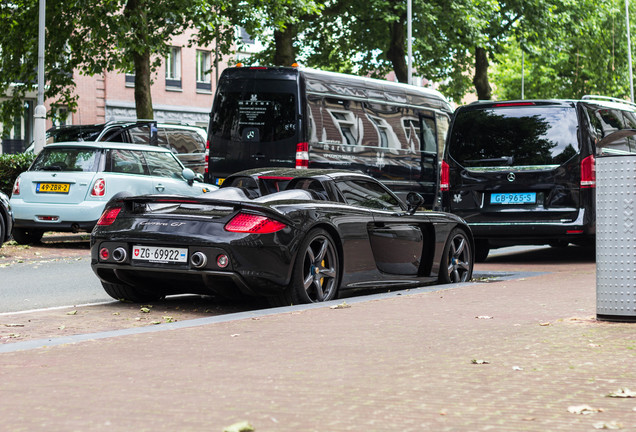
287, 228, 340, 304
439, 228, 473, 284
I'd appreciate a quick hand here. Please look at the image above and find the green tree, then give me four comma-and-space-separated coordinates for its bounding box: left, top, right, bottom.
493, 0, 633, 100
0, 0, 233, 124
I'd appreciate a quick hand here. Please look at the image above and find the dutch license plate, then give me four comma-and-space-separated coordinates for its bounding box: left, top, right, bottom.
36, 183, 70, 193
490, 192, 537, 205
132, 245, 188, 263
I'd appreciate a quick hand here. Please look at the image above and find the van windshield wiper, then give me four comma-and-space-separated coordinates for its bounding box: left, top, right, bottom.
464, 156, 514, 165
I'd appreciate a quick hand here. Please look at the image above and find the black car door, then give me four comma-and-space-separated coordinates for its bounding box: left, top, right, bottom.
337, 178, 425, 275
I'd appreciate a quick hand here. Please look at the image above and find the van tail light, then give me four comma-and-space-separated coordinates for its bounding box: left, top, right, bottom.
225, 213, 287, 234
12, 177, 20, 196
204, 140, 209, 175
580, 155, 596, 188
97, 207, 122, 226
295, 142, 309, 169
440, 160, 450, 191
91, 178, 106, 196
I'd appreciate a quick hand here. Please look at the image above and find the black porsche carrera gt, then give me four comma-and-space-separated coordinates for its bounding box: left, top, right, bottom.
91, 169, 474, 305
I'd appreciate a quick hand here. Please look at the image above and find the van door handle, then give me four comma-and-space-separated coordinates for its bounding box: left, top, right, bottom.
251, 153, 265, 160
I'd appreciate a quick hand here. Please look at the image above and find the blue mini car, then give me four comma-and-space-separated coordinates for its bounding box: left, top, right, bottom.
10, 142, 217, 244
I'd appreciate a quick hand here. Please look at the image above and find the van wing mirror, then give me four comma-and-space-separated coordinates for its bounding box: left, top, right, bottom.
406, 192, 424, 215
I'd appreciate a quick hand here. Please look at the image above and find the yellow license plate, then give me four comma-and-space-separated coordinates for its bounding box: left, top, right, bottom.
37, 183, 70, 193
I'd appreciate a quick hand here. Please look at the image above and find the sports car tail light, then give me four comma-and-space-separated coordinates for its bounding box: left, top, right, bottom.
295, 142, 309, 169
99, 248, 109, 260
440, 160, 450, 191
225, 213, 287, 234
580, 155, 596, 188
12, 177, 20, 196
97, 207, 122, 226
91, 178, 106, 196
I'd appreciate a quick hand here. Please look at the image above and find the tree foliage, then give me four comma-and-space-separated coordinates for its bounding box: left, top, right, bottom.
0, 0, 235, 124
1, 0, 635, 124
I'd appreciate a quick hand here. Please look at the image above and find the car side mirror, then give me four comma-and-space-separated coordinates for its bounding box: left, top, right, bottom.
406, 192, 424, 215
182, 168, 195, 185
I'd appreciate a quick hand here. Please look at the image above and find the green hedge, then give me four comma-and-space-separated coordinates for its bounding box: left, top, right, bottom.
0, 153, 36, 196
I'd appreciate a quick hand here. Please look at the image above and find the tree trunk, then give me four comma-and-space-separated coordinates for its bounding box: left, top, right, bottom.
273, 24, 296, 66
125, 0, 153, 119
386, 11, 408, 83
133, 49, 153, 119
473, 47, 492, 100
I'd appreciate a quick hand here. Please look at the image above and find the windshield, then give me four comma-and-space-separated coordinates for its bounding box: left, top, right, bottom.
448, 105, 579, 169
31, 147, 100, 172
210, 80, 298, 143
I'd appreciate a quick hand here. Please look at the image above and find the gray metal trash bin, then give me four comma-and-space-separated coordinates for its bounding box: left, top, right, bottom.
596, 153, 636, 321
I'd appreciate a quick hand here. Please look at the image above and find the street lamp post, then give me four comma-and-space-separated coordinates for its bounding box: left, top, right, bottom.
33, 0, 46, 154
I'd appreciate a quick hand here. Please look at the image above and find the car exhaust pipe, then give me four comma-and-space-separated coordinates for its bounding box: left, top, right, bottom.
71, 223, 81, 232
190, 251, 207, 268
112, 247, 127, 263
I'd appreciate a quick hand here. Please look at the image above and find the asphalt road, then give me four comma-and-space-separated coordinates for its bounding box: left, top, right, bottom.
0, 242, 594, 315
1, 257, 111, 314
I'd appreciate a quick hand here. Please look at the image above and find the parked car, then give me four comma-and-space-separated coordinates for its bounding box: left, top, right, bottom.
0, 191, 13, 245
10, 142, 217, 244
91, 168, 474, 305
440, 95, 636, 261
29, 120, 208, 175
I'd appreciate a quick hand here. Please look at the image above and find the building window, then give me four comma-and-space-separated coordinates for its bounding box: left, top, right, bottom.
165, 46, 182, 89
329, 110, 358, 145
196, 50, 212, 92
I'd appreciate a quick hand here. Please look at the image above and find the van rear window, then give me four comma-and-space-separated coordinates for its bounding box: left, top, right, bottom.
449, 106, 579, 169
210, 91, 297, 143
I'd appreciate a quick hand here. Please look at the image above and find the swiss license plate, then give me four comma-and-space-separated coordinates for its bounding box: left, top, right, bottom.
36, 183, 70, 193
490, 192, 537, 205
132, 245, 188, 263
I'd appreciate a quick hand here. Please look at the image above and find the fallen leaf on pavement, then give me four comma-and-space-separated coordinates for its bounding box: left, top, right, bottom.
471, 359, 490, 364
223, 421, 254, 432
607, 388, 636, 398
476, 315, 493, 319
330, 302, 351, 309
140, 307, 151, 313
568, 405, 603, 415
593, 420, 623, 429
66, 310, 77, 315
539, 322, 551, 326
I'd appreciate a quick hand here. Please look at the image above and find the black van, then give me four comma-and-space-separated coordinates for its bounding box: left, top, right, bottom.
205, 66, 453, 207
440, 96, 636, 260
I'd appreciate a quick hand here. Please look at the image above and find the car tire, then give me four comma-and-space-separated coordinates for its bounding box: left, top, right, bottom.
276, 228, 340, 305
12, 228, 44, 245
0, 214, 5, 244
101, 282, 164, 303
474, 240, 490, 263
439, 228, 473, 284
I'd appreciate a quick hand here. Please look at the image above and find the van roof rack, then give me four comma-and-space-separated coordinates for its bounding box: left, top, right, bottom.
581, 95, 636, 108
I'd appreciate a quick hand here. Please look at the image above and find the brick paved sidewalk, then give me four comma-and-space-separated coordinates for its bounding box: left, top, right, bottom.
0, 257, 635, 431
